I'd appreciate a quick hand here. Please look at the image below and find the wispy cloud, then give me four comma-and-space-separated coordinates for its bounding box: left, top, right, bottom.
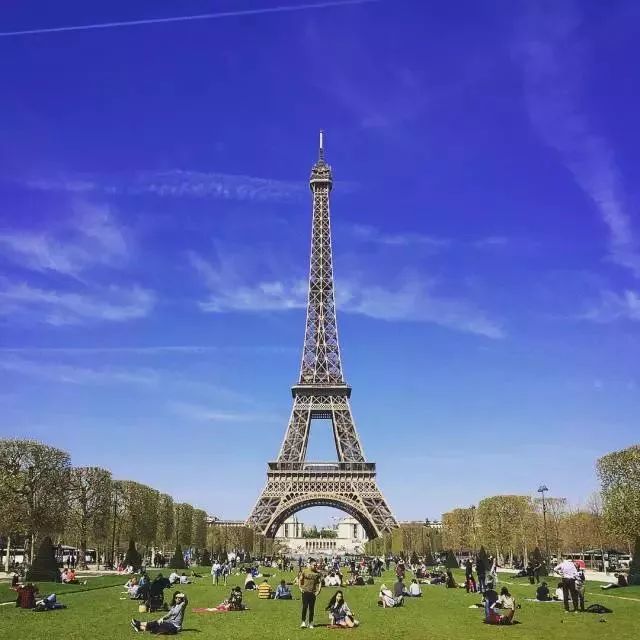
582, 290, 640, 323
515, 3, 640, 279
0, 201, 127, 277
190, 252, 308, 312
190, 252, 504, 338
26, 169, 305, 204
169, 401, 281, 424
339, 278, 504, 339
0, 281, 155, 325
0, 345, 293, 355
0, 356, 159, 385
349, 224, 450, 249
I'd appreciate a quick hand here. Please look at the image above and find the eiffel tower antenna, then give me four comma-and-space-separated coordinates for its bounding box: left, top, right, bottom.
247, 133, 397, 539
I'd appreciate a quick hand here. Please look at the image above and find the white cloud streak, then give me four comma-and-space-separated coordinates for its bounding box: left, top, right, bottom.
0, 356, 159, 385
0, 201, 127, 277
349, 224, 450, 249
26, 170, 305, 204
190, 253, 504, 339
582, 290, 640, 323
516, 3, 640, 279
0, 281, 155, 325
0, 0, 377, 38
169, 401, 281, 424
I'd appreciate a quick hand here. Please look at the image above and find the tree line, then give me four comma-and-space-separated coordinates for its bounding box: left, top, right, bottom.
437, 444, 640, 568
0, 439, 209, 570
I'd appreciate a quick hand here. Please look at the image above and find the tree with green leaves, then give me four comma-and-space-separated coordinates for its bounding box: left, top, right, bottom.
598, 444, 640, 584
157, 494, 175, 552
192, 509, 208, 551
175, 503, 194, 548
67, 466, 112, 569
0, 439, 71, 562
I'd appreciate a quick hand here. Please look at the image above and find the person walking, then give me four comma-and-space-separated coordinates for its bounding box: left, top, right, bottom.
299, 558, 322, 629
554, 558, 580, 612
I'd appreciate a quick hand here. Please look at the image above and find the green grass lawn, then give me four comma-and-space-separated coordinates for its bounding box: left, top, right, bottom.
1, 568, 638, 640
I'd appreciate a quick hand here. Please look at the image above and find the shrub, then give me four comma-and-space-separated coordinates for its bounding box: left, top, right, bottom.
445, 549, 459, 569
201, 549, 212, 566
123, 540, 142, 571
169, 544, 186, 569
26, 536, 61, 582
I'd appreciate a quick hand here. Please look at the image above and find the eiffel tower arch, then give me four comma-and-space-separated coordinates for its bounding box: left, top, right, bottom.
247, 132, 397, 539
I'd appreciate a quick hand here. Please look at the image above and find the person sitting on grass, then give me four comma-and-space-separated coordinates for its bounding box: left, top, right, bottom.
131, 591, 187, 634
601, 573, 628, 590
168, 572, 180, 586
407, 579, 422, 597
244, 569, 257, 590
215, 586, 246, 611
535, 582, 551, 601
257, 579, 273, 599
393, 577, 406, 604
554, 582, 564, 601
378, 584, 399, 608
485, 587, 516, 625
178, 573, 191, 585
326, 590, 359, 628
275, 580, 292, 600
15, 583, 39, 609
61, 568, 79, 584
445, 570, 458, 588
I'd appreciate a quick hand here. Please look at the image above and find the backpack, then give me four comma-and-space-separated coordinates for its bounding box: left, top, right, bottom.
585, 604, 612, 614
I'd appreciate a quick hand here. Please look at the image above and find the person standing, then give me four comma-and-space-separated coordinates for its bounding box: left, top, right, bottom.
574, 567, 586, 612
211, 559, 221, 585
476, 554, 486, 593
554, 558, 580, 612
299, 558, 322, 629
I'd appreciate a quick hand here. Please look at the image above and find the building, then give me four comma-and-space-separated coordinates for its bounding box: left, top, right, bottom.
275, 515, 368, 556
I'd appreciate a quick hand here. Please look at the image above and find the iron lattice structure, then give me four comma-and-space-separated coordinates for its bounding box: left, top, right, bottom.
247, 133, 397, 539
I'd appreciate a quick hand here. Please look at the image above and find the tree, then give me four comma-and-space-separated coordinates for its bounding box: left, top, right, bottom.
629, 536, 640, 586
169, 544, 186, 569
530, 546, 548, 576
124, 539, 142, 570
444, 549, 458, 569
442, 509, 474, 552
597, 445, 640, 549
201, 549, 212, 566
26, 536, 60, 582
67, 466, 112, 569
175, 503, 194, 548
157, 494, 175, 551
424, 550, 435, 566
0, 439, 71, 561
192, 509, 208, 551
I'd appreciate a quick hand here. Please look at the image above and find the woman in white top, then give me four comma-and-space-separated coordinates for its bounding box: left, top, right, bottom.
492, 587, 515, 624
408, 579, 422, 597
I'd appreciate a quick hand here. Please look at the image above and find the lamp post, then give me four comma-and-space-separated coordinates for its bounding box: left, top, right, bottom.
537, 484, 550, 566
470, 506, 477, 554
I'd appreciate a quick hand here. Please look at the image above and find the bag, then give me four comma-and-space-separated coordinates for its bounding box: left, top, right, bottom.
585, 604, 612, 614
138, 603, 148, 613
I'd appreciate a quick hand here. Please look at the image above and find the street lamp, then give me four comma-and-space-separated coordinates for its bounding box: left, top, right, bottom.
470, 506, 477, 554
537, 484, 550, 566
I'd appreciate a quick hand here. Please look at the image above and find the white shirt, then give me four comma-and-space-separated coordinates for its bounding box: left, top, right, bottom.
409, 582, 421, 596
169, 572, 179, 583
211, 563, 220, 575
555, 560, 578, 579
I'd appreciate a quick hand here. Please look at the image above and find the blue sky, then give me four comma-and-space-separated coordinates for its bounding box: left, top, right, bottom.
1, 0, 639, 526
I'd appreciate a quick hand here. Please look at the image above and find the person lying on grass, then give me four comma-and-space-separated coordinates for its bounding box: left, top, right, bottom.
378, 584, 401, 608
131, 591, 187, 634
326, 590, 359, 628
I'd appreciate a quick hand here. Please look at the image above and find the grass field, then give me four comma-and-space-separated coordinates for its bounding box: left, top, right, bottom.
1, 568, 639, 640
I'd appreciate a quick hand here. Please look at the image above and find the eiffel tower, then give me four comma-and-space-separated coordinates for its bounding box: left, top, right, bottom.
247, 132, 397, 539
